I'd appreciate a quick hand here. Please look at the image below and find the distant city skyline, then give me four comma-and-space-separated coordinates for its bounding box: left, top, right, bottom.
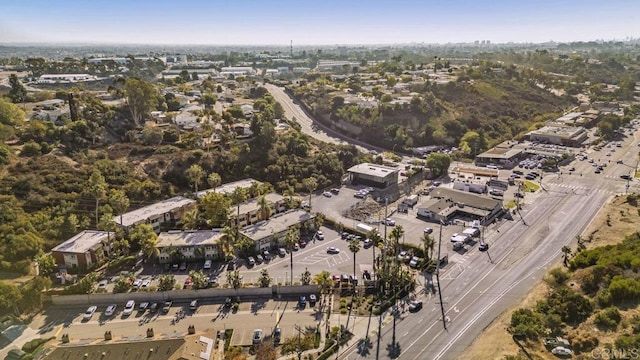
1, 0, 638, 46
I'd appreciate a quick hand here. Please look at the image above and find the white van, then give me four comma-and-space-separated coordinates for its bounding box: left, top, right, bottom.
486, 165, 499, 170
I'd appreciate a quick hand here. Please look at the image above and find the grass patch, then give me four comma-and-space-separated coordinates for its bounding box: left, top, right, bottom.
473, 81, 507, 99
635, 170, 640, 178
224, 329, 233, 350
505, 200, 517, 209
522, 180, 540, 192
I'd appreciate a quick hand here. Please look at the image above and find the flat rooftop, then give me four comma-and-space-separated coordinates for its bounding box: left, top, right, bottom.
476, 146, 523, 159
114, 196, 196, 227
429, 187, 502, 211
232, 193, 285, 215
156, 230, 223, 248
528, 126, 585, 139
348, 163, 399, 178
240, 209, 315, 241
197, 178, 263, 198
51, 230, 113, 254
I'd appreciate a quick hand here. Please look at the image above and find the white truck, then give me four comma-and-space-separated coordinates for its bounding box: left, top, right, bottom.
356, 223, 374, 234
402, 195, 419, 208
463, 227, 480, 238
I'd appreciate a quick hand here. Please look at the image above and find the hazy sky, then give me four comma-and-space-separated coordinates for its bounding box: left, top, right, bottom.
1, 0, 638, 45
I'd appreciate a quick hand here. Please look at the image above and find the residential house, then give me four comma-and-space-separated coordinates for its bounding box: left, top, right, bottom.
113, 196, 196, 233
156, 230, 224, 263
239, 209, 316, 251
51, 230, 115, 269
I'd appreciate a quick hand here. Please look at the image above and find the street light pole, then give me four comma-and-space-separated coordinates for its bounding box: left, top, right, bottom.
436, 220, 447, 330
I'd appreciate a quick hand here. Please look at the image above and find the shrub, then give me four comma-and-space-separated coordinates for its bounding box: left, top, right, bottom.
22, 337, 51, 353
594, 307, 622, 330
546, 268, 569, 286
572, 333, 599, 354
508, 308, 544, 340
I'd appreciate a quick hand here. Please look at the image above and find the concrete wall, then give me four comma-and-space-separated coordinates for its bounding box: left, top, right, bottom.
51, 285, 319, 307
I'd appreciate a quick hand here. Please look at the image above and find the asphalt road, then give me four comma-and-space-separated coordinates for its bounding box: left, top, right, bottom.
265, 84, 378, 153
336, 126, 640, 359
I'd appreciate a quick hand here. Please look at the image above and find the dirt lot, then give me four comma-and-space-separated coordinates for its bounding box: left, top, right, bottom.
459, 194, 640, 359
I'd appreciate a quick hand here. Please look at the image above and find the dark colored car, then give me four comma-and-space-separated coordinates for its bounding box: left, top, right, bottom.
149, 302, 159, 313
273, 327, 282, 344
408, 300, 423, 312
298, 296, 307, 309
479, 243, 489, 252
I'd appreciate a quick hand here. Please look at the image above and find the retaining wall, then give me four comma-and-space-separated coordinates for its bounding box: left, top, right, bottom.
50, 285, 319, 306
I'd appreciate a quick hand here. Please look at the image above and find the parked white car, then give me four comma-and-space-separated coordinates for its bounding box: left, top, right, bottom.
123, 300, 135, 316
104, 304, 117, 317
82, 306, 97, 320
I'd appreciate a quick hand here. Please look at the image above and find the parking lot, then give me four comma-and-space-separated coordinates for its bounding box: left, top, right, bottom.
40, 297, 320, 348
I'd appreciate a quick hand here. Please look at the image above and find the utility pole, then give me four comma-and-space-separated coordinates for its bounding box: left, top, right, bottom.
294, 324, 303, 360
436, 220, 447, 330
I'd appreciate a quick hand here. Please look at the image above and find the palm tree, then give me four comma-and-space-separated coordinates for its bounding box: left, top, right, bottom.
421, 234, 435, 262
109, 189, 129, 230
182, 208, 200, 230
348, 239, 361, 280
219, 225, 237, 260
283, 186, 297, 208
257, 194, 272, 221
389, 225, 405, 259
230, 187, 247, 244
313, 270, 333, 305
207, 172, 221, 193
186, 164, 205, 196
141, 236, 159, 260
302, 177, 318, 211
87, 170, 107, 227
561, 246, 572, 267
284, 225, 300, 285
368, 230, 382, 279
313, 213, 325, 232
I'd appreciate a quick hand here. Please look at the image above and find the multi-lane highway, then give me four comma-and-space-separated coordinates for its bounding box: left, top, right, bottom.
336, 130, 640, 359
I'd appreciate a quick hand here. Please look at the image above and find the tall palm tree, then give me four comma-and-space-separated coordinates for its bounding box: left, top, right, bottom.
284, 225, 300, 285
219, 225, 237, 260
348, 239, 361, 280
207, 172, 221, 193
389, 225, 405, 259
368, 230, 382, 279
109, 190, 129, 231
302, 177, 318, 211
257, 194, 272, 221
186, 164, 205, 196
421, 234, 435, 261
230, 187, 247, 244
87, 170, 107, 227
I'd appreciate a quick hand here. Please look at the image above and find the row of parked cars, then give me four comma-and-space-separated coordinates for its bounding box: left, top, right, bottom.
83, 298, 204, 322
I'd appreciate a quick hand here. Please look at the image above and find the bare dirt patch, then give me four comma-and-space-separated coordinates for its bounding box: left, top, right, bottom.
459, 193, 640, 359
